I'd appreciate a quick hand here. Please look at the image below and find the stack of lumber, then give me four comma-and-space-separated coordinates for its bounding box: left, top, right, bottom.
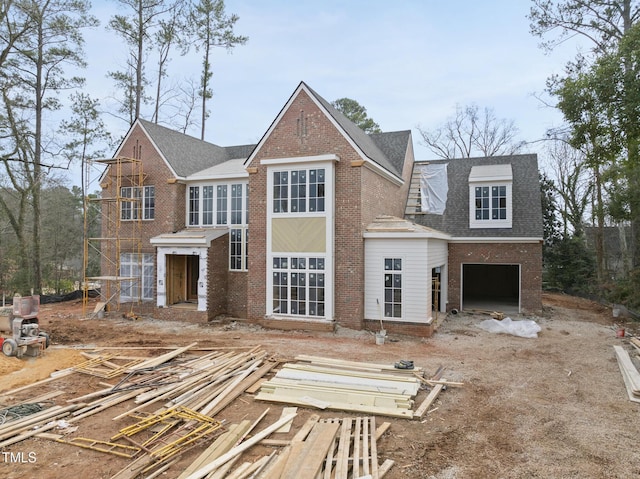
180, 413, 394, 479
614, 345, 640, 403
255, 355, 422, 418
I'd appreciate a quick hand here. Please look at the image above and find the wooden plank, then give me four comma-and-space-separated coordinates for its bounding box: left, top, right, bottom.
334, 418, 352, 479
378, 459, 395, 478
275, 407, 297, 433
281, 421, 340, 479
353, 418, 361, 479
129, 342, 198, 371
369, 417, 379, 479
413, 383, 445, 419
182, 412, 297, 479
254, 392, 415, 418
176, 421, 252, 479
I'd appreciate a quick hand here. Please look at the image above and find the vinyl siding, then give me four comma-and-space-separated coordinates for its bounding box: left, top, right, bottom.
364, 238, 432, 324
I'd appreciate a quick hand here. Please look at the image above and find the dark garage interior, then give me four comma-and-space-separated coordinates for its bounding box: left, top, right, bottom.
462, 263, 520, 313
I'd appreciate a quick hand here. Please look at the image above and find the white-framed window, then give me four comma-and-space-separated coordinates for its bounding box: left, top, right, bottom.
188, 182, 247, 227
188, 182, 248, 271
121, 186, 155, 220
272, 168, 325, 214
384, 258, 402, 319
272, 256, 325, 317
120, 253, 154, 301
230, 227, 248, 271
468, 164, 512, 228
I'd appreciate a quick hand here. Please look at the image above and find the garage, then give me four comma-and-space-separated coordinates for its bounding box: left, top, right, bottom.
462, 263, 520, 313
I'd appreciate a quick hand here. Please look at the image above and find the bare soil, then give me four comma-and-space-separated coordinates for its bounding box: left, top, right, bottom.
1, 292, 639, 479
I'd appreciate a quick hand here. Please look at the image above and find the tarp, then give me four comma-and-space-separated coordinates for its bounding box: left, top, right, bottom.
419, 163, 448, 215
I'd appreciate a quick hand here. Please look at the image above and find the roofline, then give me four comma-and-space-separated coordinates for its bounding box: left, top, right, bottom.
449, 237, 543, 244
244, 82, 404, 184
363, 231, 450, 240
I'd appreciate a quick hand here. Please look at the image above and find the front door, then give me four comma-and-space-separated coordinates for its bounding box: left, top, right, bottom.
166, 254, 200, 305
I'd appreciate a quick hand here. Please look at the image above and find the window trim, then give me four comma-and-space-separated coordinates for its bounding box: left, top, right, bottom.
270, 167, 326, 216
121, 186, 155, 221
120, 252, 155, 301
383, 257, 403, 320
187, 181, 248, 227
468, 181, 512, 229
271, 255, 326, 318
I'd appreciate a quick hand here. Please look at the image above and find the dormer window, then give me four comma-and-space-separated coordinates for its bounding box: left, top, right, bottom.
468, 164, 512, 229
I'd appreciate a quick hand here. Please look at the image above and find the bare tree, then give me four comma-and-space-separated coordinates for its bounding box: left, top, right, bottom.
189, 0, 247, 140
418, 104, 525, 159
108, 0, 181, 122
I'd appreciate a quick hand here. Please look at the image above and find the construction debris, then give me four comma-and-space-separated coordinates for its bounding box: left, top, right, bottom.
0, 345, 458, 478
614, 345, 640, 403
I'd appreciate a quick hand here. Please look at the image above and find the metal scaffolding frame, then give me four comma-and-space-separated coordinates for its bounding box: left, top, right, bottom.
82, 156, 144, 316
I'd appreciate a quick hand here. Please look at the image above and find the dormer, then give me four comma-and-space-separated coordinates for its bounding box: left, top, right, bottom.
468, 164, 512, 229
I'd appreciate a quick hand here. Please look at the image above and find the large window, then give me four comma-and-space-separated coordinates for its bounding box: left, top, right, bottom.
188, 183, 247, 227
120, 253, 154, 301
272, 168, 325, 214
272, 256, 325, 317
121, 186, 155, 220
188, 182, 248, 271
384, 258, 402, 319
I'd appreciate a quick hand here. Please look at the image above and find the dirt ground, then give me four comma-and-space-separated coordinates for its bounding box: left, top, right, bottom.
1, 292, 639, 479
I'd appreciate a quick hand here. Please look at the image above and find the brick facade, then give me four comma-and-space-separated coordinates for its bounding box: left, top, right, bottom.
247, 90, 412, 330
448, 242, 543, 312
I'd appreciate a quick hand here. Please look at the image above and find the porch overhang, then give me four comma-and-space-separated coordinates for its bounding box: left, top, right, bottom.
150, 228, 229, 248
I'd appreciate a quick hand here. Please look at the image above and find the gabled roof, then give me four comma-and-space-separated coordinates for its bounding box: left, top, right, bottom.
244, 82, 410, 181
305, 84, 408, 177
409, 154, 543, 239
133, 119, 256, 178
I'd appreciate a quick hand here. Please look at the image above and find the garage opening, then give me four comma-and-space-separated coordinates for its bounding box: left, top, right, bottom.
462, 264, 519, 314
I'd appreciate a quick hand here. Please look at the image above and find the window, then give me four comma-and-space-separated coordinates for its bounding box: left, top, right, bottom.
231, 183, 243, 224
272, 256, 325, 317
121, 186, 155, 220
468, 164, 512, 228
272, 168, 325, 214
188, 183, 247, 227
216, 185, 227, 224
384, 258, 402, 318
475, 185, 507, 220
230, 227, 248, 271
188, 183, 248, 271
203, 186, 214, 225
189, 187, 199, 226
120, 253, 154, 301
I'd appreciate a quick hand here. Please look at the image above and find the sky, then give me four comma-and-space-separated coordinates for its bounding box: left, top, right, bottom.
74, 0, 584, 184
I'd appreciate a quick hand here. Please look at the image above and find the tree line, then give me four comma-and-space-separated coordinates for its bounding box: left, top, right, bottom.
0, 0, 246, 295
2, 1, 638, 311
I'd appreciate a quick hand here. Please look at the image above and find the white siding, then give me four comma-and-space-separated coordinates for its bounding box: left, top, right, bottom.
428, 239, 448, 312
364, 238, 431, 324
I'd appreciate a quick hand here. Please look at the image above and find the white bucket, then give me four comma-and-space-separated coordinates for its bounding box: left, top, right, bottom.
375, 333, 385, 345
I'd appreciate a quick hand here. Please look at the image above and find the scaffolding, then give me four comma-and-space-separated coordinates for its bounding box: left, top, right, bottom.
82, 157, 144, 316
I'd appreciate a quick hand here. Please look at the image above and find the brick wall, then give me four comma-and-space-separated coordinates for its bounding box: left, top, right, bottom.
247, 88, 415, 331
448, 242, 543, 312
227, 271, 248, 318
99, 123, 185, 311
207, 235, 229, 320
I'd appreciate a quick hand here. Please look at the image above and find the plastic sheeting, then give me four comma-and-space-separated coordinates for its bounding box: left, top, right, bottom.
419, 163, 448, 214
476, 317, 542, 338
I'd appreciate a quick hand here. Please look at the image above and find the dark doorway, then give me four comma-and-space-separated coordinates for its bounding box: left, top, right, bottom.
462, 264, 519, 313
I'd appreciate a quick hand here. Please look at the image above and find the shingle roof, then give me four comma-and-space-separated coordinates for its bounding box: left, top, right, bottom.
304, 83, 408, 178
138, 119, 256, 178
409, 154, 543, 238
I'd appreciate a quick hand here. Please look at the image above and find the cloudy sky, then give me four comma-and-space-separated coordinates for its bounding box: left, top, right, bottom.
79, 0, 584, 175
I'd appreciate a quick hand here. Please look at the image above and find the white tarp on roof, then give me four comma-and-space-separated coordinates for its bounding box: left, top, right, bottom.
420, 163, 448, 215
